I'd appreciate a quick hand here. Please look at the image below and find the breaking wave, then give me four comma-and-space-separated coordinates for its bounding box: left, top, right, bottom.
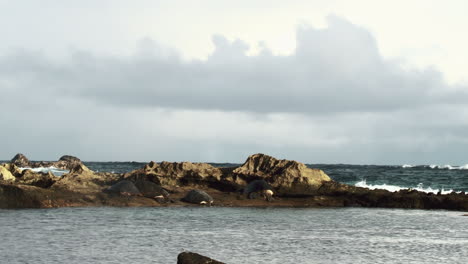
402, 164, 468, 170
354, 180, 458, 195
20, 167, 69, 176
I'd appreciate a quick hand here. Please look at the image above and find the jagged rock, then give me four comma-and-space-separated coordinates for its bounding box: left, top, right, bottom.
9, 153, 83, 170
54, 155, 83, 170
11, 153, 30, 167
69, 163, 92, 174
52, 164, 120, 193
124, 161, 223, 187
231, 154, 332, 196
0, 165, 16, 181
17, 169, 56, 188
177, 252, 224, 264
182, 189, 213, 205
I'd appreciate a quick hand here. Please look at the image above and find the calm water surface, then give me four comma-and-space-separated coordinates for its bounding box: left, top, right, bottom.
1, 207, 467, 263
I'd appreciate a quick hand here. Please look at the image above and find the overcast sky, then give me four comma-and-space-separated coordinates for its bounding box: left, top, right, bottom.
1, 0, 468, 165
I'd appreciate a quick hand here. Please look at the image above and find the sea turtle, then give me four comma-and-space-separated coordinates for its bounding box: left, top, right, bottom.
244, 180, 274, 201
134, 180, 171, 203
106, 180, 141, 196
182, 189, 213, 206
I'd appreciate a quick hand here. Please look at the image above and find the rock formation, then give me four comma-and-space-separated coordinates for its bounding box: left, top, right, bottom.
9, 153, 84, 170
1, 153, 468, 211
230, 153, 332, 196
11, 153, 30, 167
124, 161, 223, 187
177, 252, 224, 264
0, 165, 16, 181
52, 164, 120, 193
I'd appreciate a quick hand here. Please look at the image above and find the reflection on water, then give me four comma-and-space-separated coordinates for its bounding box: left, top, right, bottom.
1, 207, 467, 263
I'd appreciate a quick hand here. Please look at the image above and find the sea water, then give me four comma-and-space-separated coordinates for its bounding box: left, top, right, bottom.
0, 207, 466, 263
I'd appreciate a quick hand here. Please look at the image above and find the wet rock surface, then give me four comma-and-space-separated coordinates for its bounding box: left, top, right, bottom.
1, 153, 468, 210
177, 252, 224, 264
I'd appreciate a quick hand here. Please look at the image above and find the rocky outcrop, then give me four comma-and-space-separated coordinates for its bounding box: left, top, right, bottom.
0, 163, 57, 187
16, 169, 56, 188
0, 184, 54, 208
52, 164, 120, 193
124, 161, 223, 188
177, 252, 224, 264
11, 153, 30, 167
9, 153, 84, 170
230, 154, 332, 196
0, 165, 16, 181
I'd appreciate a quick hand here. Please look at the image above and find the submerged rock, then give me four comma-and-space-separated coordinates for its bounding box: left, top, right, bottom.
232, 153, 332, 196
177, 252, 224, 264
182, 189, 213, 205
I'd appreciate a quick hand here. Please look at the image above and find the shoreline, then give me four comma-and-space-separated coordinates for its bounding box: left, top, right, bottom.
1, 153, 468, 211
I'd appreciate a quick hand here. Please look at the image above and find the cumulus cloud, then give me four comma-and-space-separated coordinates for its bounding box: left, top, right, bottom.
1, 15, 468, 164
1, 16, 465, 115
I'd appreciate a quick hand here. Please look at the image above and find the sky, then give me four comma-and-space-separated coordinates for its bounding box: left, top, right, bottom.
1, 0, 468, 164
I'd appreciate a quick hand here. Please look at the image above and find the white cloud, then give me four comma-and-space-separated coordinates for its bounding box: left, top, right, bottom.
1, 14, 468, 164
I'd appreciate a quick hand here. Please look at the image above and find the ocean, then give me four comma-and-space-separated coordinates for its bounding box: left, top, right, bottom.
0, 207, 466, 263
2, 162, 467, 263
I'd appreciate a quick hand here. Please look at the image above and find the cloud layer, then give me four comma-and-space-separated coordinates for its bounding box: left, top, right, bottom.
1, 16, 468, 164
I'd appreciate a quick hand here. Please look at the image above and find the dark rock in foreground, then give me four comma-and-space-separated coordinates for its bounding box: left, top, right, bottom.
177, 252, 224, 264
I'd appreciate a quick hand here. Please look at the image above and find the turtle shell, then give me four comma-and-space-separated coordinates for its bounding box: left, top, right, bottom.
134, 180, 169, 198
107, 180, 141, 195
182, 189, 213, 204
243, 180, 272, 195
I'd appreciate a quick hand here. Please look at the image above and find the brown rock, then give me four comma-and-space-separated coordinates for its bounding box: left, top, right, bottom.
231, 153, 332, 196
125, 161, 223, 187
54, 155, 83, 170
11, 153, 30, 167
52, 164, 120, 193
17, 169, 56, 188
177, 252, 224, 264
0, 165, 16, 182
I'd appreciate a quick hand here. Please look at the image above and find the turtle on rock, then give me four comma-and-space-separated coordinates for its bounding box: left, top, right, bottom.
134, 180, 171, 203
244, 180, 274, 202
182, 189, 214, 206
106, 180, 141, 196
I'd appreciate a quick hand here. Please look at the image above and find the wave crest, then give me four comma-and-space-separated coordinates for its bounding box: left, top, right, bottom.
20, 166, 69, 176
354, 180, 458, 195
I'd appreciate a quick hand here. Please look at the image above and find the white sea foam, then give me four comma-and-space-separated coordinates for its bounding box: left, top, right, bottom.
401, 164, 468, 170
20, 166, 69, 176
354, 180, 457, 195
